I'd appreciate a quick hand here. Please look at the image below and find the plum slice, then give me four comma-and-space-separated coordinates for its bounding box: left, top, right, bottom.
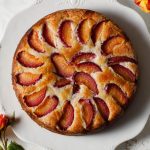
16, 72, 42, 86
101, 35, 125, 55
91, 21, 106, 45
59, 20, 74, 47
77, 62, 102, 73
79, 99, 94, 128
108, 56, 137, 65
34, 96, 59, 117
71, 52, 96, 64
111, 64, 136, 82
42, 23, 56, 48
17, 51, 44, 68
77, 19, 95, 44
93, 97, 109, 120
28, 30, 45, 53
54, 78, 71, 88
51, 53, 75, 77
74, 72, 98, 94
105, 83, 128, 106
24, 87, 47, 107
58, 101, 74, 130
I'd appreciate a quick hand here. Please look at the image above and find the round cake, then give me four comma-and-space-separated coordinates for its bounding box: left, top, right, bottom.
12, 9, 138, 135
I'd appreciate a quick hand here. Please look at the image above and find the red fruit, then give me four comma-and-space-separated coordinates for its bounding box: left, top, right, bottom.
91, 21, 107, 44
134, 0, 141, 5
147, 0, 150, 9
105, 83, 128, 106
108, 56, 137, 65
77, 62, 102, 73
54, 78, 71, 88
77, 19, 95, 44
111, 64, 136, 82
16, 72, 42, 86
28, 30, 45, 53
71, 52, 96, 64
24, 87, 47, 107
51, 53, 75, 77
101, 35, 125, 55
17, 51, 44, 68
74, 72, 98, 94
72, 84, 80, 94
42, 23, 56, 48
79, 99, 94, 128
34, 96, 59, 117
58, 101, 74, 130
59, 20, 73, 47
93, 97, 109, 120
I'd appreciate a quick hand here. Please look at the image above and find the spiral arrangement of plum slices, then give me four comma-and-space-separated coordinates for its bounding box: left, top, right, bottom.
13, 10, 138, 134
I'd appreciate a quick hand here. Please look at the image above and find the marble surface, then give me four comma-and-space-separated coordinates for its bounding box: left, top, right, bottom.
0, 0, 150, 149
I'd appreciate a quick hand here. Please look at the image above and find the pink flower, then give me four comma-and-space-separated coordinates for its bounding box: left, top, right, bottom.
0, 114, 8, 130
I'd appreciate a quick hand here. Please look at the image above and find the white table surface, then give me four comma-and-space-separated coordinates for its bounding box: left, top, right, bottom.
0, 0, 150, 149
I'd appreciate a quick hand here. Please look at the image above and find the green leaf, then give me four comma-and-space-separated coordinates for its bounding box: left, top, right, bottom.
0, 145, 3, 150
7, 142, 24, 150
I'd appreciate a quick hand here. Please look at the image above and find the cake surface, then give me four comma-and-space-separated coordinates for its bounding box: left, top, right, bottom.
12, 9, 138, 135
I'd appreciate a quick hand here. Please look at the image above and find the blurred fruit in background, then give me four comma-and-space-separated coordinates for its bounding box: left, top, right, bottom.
134, 0, 150, 13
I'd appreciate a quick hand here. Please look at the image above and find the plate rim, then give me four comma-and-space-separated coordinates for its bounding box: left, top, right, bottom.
0, 0, 150, 149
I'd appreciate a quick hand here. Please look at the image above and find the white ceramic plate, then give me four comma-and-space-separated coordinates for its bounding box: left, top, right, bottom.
0, 0, 150, 149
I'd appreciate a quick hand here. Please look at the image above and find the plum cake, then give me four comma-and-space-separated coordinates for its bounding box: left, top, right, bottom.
12, 9, 138, 135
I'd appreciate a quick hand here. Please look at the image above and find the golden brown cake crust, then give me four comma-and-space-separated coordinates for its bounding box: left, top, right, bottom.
12, 9, 138, 135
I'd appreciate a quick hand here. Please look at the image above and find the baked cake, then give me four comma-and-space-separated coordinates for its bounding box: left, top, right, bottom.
12, 9, 138, 135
